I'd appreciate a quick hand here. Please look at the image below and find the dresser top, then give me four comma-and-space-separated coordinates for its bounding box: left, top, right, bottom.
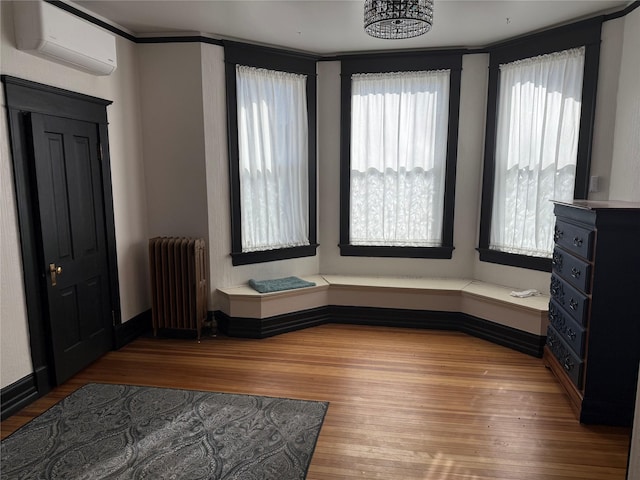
554, 199, 640, 210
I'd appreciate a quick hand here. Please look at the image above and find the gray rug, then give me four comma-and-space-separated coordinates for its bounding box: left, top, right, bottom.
1, 383, 328, 479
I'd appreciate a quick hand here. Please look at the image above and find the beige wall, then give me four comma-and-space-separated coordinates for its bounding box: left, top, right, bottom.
589, 16, 625, 201
610, 7, 640, 203
137, 43, 209, 241
614, 8, 640, 479
0, 38, 32, 387
201, 43, 232, 309
0, 0, 149, 388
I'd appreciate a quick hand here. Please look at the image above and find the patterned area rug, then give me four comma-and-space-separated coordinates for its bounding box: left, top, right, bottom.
1, 383, 328, 479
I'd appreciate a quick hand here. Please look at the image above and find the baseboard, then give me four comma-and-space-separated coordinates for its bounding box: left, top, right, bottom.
215, 306, 545, 357
458, 314, 546, 358
329, 305, 461, 330
114, 309, 152, 349
34, 365, 52, 395
3, 311, 152, 421
216, 307, 330, 338
1, 374, 39, 421
331, 306, 544, 357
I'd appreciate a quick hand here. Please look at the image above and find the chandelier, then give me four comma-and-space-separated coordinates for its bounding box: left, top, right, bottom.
364, 0, 434, 39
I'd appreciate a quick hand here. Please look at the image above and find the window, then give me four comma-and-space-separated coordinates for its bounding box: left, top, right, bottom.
225, 42, 318, 265
236, 66, 309, 252
491, 48, 585, 257
478, 20, 602, 271
340, 53, 462, 258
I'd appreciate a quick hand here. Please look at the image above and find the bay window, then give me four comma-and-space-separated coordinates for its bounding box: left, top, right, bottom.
225, 43, 318, 265
478, 20, 602, 271
340, 53, 462, 258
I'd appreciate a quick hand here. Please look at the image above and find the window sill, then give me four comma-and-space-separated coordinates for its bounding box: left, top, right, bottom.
339, 244, 454, 259
231, 244, 319, 266
477, 248, 551, 272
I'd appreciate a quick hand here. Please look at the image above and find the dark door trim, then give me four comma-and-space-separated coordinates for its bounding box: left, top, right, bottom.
1, 75, 121, 403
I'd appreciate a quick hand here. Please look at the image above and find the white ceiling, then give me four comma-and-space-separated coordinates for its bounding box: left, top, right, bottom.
73, 0, 630, 55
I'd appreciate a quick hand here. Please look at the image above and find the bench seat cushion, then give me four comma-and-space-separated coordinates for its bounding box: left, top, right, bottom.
249, 276, 317, 293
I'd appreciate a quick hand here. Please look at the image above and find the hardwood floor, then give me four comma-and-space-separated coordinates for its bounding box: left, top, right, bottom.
1, 324, 631, 479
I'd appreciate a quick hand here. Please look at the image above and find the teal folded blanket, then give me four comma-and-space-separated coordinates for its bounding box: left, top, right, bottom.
248, 276, 316, 293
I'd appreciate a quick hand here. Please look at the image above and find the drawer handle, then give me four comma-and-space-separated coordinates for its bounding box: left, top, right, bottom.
552, 252, 562, 268
573, 236, 583, 247
567, 329, 576, 341
563, 358, 574, 372
570, 267, 581, 279
554, 227, 564, 242
550, 277, 564, 302
569, 298, 579, 311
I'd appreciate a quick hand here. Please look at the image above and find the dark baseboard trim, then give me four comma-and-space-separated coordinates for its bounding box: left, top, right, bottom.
215, 305, 545, 357
331, 306, 545, 357
216, 307, 330, 339
458, 313, 546, 358
154, 328, 199, 340
114, 309, 152, 349
3, 311, 152, 421
1, 374, 39, 421
34, 365, 52, 396
329, 305, 461, 330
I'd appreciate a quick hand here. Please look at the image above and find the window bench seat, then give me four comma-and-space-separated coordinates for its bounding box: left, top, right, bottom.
215, 275, 549, 357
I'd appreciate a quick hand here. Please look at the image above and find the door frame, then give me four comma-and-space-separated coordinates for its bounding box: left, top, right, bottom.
2, 76, 121, 406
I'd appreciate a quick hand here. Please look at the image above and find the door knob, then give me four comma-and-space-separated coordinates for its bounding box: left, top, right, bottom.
49, 263, 63, 286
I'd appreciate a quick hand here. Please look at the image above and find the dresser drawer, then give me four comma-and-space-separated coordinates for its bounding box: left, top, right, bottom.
550, 274, 589, 326
552, 247, 592, 293
548, 299, 587, 357
554, 220, 594, 261
546, 325, 584, 389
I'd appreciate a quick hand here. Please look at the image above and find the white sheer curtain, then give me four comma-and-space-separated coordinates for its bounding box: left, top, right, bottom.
350, 70, 450, 247
236, 65, 309, 252
490, 47, 585, 257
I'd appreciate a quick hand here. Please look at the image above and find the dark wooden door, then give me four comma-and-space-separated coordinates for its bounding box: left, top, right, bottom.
30, 113, 113, 384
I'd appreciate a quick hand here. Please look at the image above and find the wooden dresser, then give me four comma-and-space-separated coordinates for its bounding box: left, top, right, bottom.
544, 200, 640, 426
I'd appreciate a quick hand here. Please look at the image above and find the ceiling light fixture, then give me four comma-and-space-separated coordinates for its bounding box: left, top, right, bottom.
364, 0, 434, 39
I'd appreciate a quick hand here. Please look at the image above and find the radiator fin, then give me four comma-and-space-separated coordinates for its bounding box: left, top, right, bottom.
149, 237, 207, 339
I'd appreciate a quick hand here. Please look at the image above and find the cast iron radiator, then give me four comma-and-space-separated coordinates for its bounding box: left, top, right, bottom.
148, 237, 207, 339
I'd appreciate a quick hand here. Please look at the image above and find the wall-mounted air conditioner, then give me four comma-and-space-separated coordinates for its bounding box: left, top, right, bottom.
13, 1, 117, 76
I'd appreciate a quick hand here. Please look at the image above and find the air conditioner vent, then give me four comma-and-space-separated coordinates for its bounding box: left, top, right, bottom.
13, 1, 117, 76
